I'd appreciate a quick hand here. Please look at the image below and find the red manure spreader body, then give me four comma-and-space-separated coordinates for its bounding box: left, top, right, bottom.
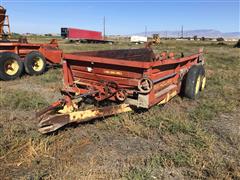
37, 46, 206, 134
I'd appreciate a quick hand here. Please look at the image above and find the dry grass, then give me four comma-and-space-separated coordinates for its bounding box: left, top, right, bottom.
0, 38, 239, 179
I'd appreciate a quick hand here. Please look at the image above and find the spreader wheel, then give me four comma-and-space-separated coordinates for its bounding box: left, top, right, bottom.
24, 51, 46, 75
138, 77, 153, 94
116, 89, 127, 102
199, 66, 206, 91
0, 52, 23, 81
184, 65, 202, 99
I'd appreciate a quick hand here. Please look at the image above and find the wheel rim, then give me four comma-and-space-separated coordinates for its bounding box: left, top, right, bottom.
138, 78, 153, 93
195, 76, 201, 95
32, 57, 44, 72
4, 60, 19, 76
116, 89, 127, 101
201, 76, 206, 90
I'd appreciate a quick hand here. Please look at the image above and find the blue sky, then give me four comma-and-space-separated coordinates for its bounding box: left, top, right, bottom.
1, 0, 239, 35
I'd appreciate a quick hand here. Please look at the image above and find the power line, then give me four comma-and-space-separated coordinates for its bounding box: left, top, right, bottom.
103, 16, 105, 40
181, 25, 183, 38
145, 25, 147, 37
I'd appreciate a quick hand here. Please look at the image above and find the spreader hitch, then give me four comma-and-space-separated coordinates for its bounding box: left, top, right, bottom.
37, 104, 132, 134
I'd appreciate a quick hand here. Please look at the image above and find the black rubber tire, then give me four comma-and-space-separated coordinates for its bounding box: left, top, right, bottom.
199, 65, 206, 91
184, 65, 202, 99
0, 52, 23, 81
24, 51, 46, 75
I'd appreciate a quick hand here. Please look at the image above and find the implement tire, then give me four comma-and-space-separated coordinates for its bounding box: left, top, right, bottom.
184, 65, 202, 99
199, 66, 206, 91
24, 51, 46, 75
0, 52, 23, 81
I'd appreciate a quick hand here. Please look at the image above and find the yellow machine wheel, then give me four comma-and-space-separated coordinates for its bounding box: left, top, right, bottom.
201, 76, 206, 91
24, 51, 46, 75
183, 65, 203, 99
32, 57, 44, 72
195, 75, 201, 95
199, 66, 206, 91
4, 59, 19, 76
0, 52, 23, 81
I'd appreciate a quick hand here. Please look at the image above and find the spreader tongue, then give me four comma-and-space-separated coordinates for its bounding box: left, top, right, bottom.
38, 114, 70, 134
36, 100, 65, 117
37, 104, 132, 134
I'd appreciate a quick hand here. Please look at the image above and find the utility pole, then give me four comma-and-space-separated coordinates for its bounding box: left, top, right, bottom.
103, 16, 105, 40
145, 25, 147, 37
181, 25, 183, 38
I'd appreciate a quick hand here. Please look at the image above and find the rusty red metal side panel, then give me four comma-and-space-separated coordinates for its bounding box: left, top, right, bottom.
39, 47, 62, 64
63, 60, 74, 87
63, 54, 151, 69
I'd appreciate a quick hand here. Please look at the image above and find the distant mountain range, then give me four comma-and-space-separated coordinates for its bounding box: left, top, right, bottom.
133, 29, 240, 38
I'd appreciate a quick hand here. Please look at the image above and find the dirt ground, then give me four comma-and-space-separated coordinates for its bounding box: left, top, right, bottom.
0, 39, 239, 179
